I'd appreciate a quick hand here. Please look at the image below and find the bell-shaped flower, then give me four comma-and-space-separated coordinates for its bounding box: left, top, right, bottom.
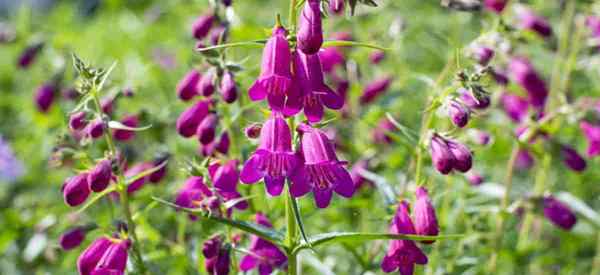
413, 187, 439, 244
509, 57, 548, 108
177, 69, 201, 101
448, 100, 470, 128
239, 213, 287, 275
429, 134, 455, 175
59, 227, 87, 250
220, 71, 238, 104
197, 113, 219, 145
517, 8, 553, 37
297, 0, 323, 54
77, 237, 112, 275
360, 77, 392, 105
35, 83, 56, 113
192, 12, 214, 40
70, 111, 88, 131
93, 240, 128, 275
561, 145, 587, 172
176, 99, 211, 138
113, 114, 138, 141
63, 173, 91, 207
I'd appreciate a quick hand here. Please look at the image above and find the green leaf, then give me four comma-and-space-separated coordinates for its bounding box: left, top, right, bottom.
125, 160, 168, 185
77, 185, 117, 214
196, 40, 267, 53
223, 195, 255, 209
385, 113, 418, 144
96, 61, 117, 92
108, 121, 152, 132
153, 197, 285, 246
322, 40, 389, 51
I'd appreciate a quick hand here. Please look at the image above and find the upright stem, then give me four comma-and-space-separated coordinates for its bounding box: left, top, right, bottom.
517, 154, 551, 251
285, 187, 298, 275
288, 0, 298, 32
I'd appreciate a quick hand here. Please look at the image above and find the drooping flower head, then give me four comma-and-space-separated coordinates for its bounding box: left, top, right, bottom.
297, 0, 323, 54
448, 100, 470, 128
370, 50, 386, 64
220, 71, 238, 104
241, 112, 299, 196
239, 213, 287, 275
17, 42, 43, 69
472, 46, 495, 65
199, 70, 216, 96
360, 76, 392, 105
447, 139, 472, 173
35, 83, 56, 113
203, 235, 231, 275
77, 237, 112, 275
197, 113, 219, 145
429, 134, 455, 175
63, 173, 91, 207
500, 92, 529, 122
372, 118, 396, 144
289, 124, 354, 208
177, 69, 201, 101
69, 111, 88, 131
459, 87, 490, 110
508, 57, 548, 109
580, 121, 600, 157
413, 187, 439, 244
87, 119, 105, 139
561, 145, 586, 172
176, 99, 211, 138
175, 176, 219, 220
88, 159, 113, 192
125, 162, 153, 194
543, 195, 577, 231
93, 240, 129, 275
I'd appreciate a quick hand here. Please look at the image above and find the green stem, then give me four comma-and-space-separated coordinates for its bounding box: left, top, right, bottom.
517, 154, 551, 251
285, 186, 298, 275
592, 232, 600, 275
289, 0, 298, 32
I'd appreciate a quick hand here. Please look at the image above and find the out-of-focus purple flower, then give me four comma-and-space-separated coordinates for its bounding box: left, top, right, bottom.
69, 112, 88, 131
297, 0, 323, 54
448, 100, 470, 128
216, 132, 231, 155
360, 77, 392, 105
88, 159, 112, 192
63, 87, 80, 101
241, 113, 299, 196
93, 240, 129, 275
466, 171, 483, 186
17, 42, 43, 69
561, 145, 586, 172
501, 92, 529, 123
244, 123, 262, 139
447, 139, 472, 173
177, 69, 201, 101
509, 57, 548, 108
580, 121, 600, 157
199, 70, 216, 96
515, 149, 534, 170
586, 16, 600, 38
101, 97, 114, 115
78, 237, 112, 275
248, 26, 293, 111
459, 88, 490, 110
492, 68, 509, 86
176, 99, 211, 138
543, 195, 577, 231
318, 47, 345, 73
192, 13, 214, 40
289, 124, 354, 208
59, 227, 87, 250
350, 159, 372, 189
286, 50, 343, 122
413, 187, 439, 244
175, 177, 219, 219
63, 173, 91, 207
197, 113, 219, 145
381, 201, 428, 274
125, 162, 153, 194
429, 134, 455, 175
203, 236, 231, 275
473, 46, 495, 65
210, 25, 229, 45
330, 0, 345, 15
517, 8, 553, 37
0, 136, 24, 182
152, 48, 177, 71
220, 71, 238, 104
87, 119, 105, 139
372, 118, 396, 144
149, 155, 169, 183
369, 50, 386, 64
484, 0, 508, 14
113, 114, 138, 141
239, 213, 287, 274
222, 0, 232, 6
471, 130, 491, 146
35, 83, 56, 113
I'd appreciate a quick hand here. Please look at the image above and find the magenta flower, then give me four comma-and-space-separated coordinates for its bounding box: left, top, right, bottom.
492, 68, 509, 86
287, 50, 343, 122
580, 121, 600, 157
113, 114, 138, 141
517, 8, 553, 37
125, 162, 153, 194
586, 16, 600, 38
35, 83, 56, 113
210, 24, 229, 45
244, 123, 262, 139
59, 227, 86, 250
88, 159, 112, 192
63, 173, 91, 207
459, 88, 490, 110
289, 124, 354, 208
500, 92, 529, 122
93, 241, 129, 275
515, 149, 534, 170
175, 177, 219, 219
200, 132, 231, 157
318, 47, 345, 73
429, 134, 455, 175
239, 213, 287, 275
176, 99, 211, 138
509, 57, 548, 108
197, 113, 219, 145
241, 113, 299, 196
360, 77, 392, 105
149, 156, 169, 183
200, 70, 216, 96
372, 118, 396, 144
220, 71, 238, 104
177, 69, 201, 101
87, 119, 105, 139
17, 42, 43, 69
413, 187, 439, 244
69, 111, 87, 131
448, 100, 470, 128
543, 195, 577, 231
203, 236, 231, 275
248, 26, 294, 111
78, 237, 112, 275
209, 159, 239, 192
101, 96, 114, 115
472, 130, 491, 146
192, 13, 214, 40
330, 0, 344, 15
381, 201, 428, 275
483, 0, 508, 14
447, 139, 472, 173
297, 0, 323, 54
561, 145, 586, 172
473, 46, 494, 65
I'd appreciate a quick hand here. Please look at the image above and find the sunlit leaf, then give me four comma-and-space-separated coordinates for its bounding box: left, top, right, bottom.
196, 40, 267, 53
108, 121, 152, 132
77, 185, 117, 214
322, 40, 389, 51
125, 161, 168, 185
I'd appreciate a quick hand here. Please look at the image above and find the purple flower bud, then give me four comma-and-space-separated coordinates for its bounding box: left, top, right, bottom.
63, 173, 91, 207
125, 162, 153, 193
177, 69, 201, 101
211, 159, 239, 193
492, 68, 509, 86
199, 70, 215, 97
500, 92, 529, 122
69, 111, 88, 131
203, 235, 222, 258
459, 88, 490, 109
472, 130, 491, 145
517, 8, 553, 37
515, 149, 534, 170
509, 57, 548, 108
580, 121, 600, 157
413, 187, 439, 244
429, 134, 455, 175
372, 118, 396, 144
197, 113, 218, 145
369, 50, 386, 64
176, 99, 211, 138
101, 97, 114, 115
560, 145, 586, 172
473, 46, 494, 65
330, 0, 344, 15
88, 159, 112, 192
87, 119, 105, 139
210, 25, 228, 45
192, 13, 214, 40
466, 171, 484, 186
222, 0, 232, 7
35, 84, 56, 113
244, 123, 262, 139
59, 227, 86, 250
360, 77, 392, 105
17, 43, 43, 69
239, 213, 287, 273
220, 71, 238, 104
448, 100, 470, 128
113, 114, 138, 141
93, 241, 128, 274
78, 237, 112, 275
543, 195, 577, 231
447, 139, 472, 173
63, 87, 80, 101
149, 156, 168, 183
483, 0, 507, 14
297, 0, 323, 54
215, 132, 230, 155
175, 176, 214, 213
318, 47, 345, 73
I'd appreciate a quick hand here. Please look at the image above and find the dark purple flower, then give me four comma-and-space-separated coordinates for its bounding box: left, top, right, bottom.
192, 13, 214, 40
459, 88, 490, 110
175, 177, 218, 219
509, 57, 548, 108
289, 124, 354, 208
369, 50, 386, 64
215, 132, 231, 155
580, 122, 600, 157
125, 162, 153, 194
429, 134, 455, 175
88, 159, 112, 192
210, 159, 239, 193
413, 187, 439, 244
372, 118, 396, 144
78, 237, 112, 275
561, 145, 586, 172
70, 111, 88, 131
448, 100, 470, 128
492, 68, 509, 86
515, 149, 534, 170
203, 236, 231, 275
543, 195, 577, 231
360, 77, 392, 105
113, 114, 138, 141
199, 70, 216, 96
483, 0, 507, 14
472, 130, 491, 146
381, 201, 428, 275
330, 0, 344, 15
177, 69, 201, 101
500, 92, 529, 122
63, 173, 91, 207
149, 156, 169, 183
244, 123, 262, 139
63, 87, 80, 101
35, 83, 56, 113
59, 227, 86, 250
210, 25, 229, 45
87, 119, 105, 139
101, 97, 114, 115
297, 0, 323, 54
241, 113, 299, 196
447, 139, 472, 173
17, 42, 43, 69
517, 8, 553, 37
318, 47, 345, 73
93, 240, 128, 275
222, 0, 232, 7
239, 213, 287, 275
220, 71, 238, 104
473, 46, 494, 65
176, 99, 211, 138
248, 26, 293, 111
197, 113, 219, 145
466, 171, 483, 186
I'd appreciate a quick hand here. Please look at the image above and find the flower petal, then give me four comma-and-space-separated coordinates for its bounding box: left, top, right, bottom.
320, 86, 344, 110
240, 154, 264, 184
289, 167, 311, 197
313, 188, 333, 208
381, 254, 398, 273
265, 176, 285, 196
258, 263, 274, 275
304, 98, 324, 123
267, 93, 286, 112
239, 255, 258, 271
249, 81, 267, 101
333, 165, 354, 198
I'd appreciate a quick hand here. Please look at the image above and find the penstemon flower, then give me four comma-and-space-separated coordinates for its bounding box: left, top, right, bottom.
560, 145, 587, 172
59, 227, 87, 250
35, 83, 56, 113
580, 121, 600, 157
360, 77, 392, 105
113, 114, 138, 141
176, 69, 201, 101
542, 195, 577, 231
192, 12, 215, 40
508, 57, 548, 109
413, 187, 439, 244
239, 213, 287, 274
176, 99, 211, 138
203, 235, 231, 275
63, 173, 91, 207
297, 0, 323, 55
88, 158, 112, 192
220, 71, 238, 104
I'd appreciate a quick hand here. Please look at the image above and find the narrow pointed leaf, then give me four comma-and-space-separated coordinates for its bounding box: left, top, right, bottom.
77, 185, 117, 214
97, 61, 117, 91
108, 121, 152, 132
196, 40, 268, 53
322, 40, 389, 51
125, 160, 168, 185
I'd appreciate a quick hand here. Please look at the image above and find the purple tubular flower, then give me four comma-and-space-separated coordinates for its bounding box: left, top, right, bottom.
70, 111, 88, 131
459, 88, 490, 110
248, 26, 293, 111
93, 241, 128, 275
87, 119, 105, 139
175, 177, 216, 219
216, 132, 231, 155
149, 156, 168, 183
244, 123, 262, 139
220, 71, 238, 104
369, 50, 386, 64
192, 13, 214, 40
35, 83, 56, 113
297, 0, 323, 54
561, 145, 586, 172
448, 100, 470, 128
360, 77, 392, 105
330, 0, 344, 15
500, 92, 529, 122
210, 25, 228, 45
483, 0, 507, 14
492, 68, 509, 86
199, 71, 216, 96
78, 237, 112, 275
203, 236, 231, 275
177, 69, 201, 101
518, 9, 553, 37
413, 187, 439, 244
125, 162, 153, 194
372, 118, 396, 144
466, 171, 483, 186
211, 159, 239, 193
88, 159, 112, 192
239, 213, 287, 275
473, 46, 494, 66
113, 114, 138, 141
197, 113, 219, 145
580, 122, 600, 157
509, 57, 548, 108
63, 173, 91, 207
101, 97, 114, 115
447, 139, 472, 173
17, 43, 43, 69
515, 149, 534, 170
241, 113, 299, 196
59, 227, 86, 250
287, 50, 343, 122
318, 47, 345, 73
176, 99, 211, 138
429, 135, 455, 175
381, 201, 428, 275
543, 195, 577, 231
289, 125, 354, 208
